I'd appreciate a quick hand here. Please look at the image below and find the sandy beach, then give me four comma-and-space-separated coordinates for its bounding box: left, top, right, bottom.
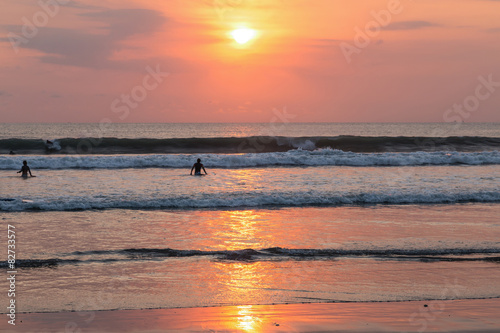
2, 298, 499, 333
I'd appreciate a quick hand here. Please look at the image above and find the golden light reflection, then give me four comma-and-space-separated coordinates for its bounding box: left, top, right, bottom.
210, 169, 263, 194
213, 261, 272, 332
235, 305, 262, 332
205, 169, 268, 251
215, 261, 269, 292
206, 210, 264, 251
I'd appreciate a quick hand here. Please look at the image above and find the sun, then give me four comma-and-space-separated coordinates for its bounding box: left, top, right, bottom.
230, 28, 257, 45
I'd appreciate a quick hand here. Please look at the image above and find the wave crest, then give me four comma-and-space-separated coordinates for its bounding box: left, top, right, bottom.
2, 136, 499, 155
3, 246, 500, 268
1, 150, 499, 170
1, 191, 499, 212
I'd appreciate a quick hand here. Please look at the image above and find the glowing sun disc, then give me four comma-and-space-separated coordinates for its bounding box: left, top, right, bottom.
231, 28, 256, 44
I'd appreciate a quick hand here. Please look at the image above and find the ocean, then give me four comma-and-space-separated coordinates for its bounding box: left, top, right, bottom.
1, 122, 499, 314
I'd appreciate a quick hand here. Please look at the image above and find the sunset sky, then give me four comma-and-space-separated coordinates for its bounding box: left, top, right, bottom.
1, 0, 499, 123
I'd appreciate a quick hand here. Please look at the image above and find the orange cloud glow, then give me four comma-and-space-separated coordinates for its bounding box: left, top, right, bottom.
0, 0, 499, 122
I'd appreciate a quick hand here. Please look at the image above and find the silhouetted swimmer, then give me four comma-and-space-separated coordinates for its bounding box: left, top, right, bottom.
190, 158, 207, 176
17, 160, 34, 177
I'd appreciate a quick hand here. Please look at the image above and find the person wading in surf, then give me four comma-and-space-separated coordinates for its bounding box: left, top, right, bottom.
190, 158, 208, 176
18, 160, 34, 177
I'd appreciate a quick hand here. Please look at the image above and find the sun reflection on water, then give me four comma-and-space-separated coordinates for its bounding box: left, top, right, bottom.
208, 210, 265, 251
235, 305, 263, 332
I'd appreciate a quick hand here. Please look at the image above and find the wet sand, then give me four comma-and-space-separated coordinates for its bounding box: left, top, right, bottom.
4, 298, 500, 332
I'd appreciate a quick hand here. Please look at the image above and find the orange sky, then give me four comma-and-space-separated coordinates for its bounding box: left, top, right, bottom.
0, 0, 499, 123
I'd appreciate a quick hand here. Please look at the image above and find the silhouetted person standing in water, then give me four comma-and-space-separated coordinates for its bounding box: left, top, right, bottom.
18, 160, 34, 177
190, 158, 207, 175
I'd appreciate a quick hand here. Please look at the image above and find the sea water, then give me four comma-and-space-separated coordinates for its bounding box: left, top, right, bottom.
0, 123, 499, 313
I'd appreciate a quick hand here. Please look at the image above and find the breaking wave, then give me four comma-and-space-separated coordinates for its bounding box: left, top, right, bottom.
1, 149, 499, 170
1, 190, 499, 212
3, 247, 500, 268
1, 135, 499, 155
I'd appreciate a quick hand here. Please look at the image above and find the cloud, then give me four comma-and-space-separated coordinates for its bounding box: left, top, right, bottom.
56, 1, 104, 10
79, 9, 166, 39
0, 90, 13, 97
311, 38, 344, 46
2, 8, 167, 70
379, 20, 440, 31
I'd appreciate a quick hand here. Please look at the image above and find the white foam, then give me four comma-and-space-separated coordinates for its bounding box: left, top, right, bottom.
1, 190, 499, 212
1, 150, 499, 170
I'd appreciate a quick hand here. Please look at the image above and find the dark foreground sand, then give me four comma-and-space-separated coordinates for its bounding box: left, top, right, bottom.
3, 298, 500, 332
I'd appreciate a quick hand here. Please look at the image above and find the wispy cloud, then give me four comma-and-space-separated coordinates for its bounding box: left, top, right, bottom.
379, 20, 440, 31
57, 0, 104, 10
2, 8, 167, 69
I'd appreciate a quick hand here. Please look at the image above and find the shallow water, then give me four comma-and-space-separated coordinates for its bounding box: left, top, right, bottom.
1, 204, 499, 313
1, 122, 499, 314
1, 165, 499, 211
